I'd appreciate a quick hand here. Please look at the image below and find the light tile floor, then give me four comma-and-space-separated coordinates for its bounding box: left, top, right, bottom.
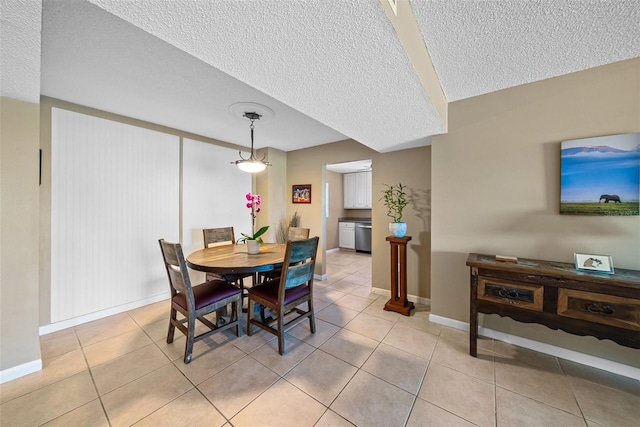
1, 250, 639, 426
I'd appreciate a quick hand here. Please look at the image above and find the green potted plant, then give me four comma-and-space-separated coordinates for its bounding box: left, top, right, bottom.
381, 183, 408, 237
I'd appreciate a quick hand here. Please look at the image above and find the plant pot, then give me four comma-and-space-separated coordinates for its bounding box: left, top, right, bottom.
389, 222, 407, 238
246, 240, 260, 254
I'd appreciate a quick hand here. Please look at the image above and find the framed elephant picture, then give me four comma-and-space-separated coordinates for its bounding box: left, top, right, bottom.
560, 132, 639, 216
574, 253, 614, 274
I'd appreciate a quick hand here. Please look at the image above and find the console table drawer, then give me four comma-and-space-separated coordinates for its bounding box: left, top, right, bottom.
558, 289, 640, 331
478, 278, 543, 312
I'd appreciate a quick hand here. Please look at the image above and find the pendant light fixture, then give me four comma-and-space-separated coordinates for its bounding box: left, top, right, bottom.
232, 112, 271, 173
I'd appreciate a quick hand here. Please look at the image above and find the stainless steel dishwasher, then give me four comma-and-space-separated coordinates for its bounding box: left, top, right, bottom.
355, 222, 372, 253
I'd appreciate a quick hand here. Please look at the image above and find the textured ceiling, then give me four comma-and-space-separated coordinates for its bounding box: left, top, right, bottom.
4, 0, 640, 156
83, 0, 442, 153
412, 0, 640, 101
0, 0, 42, 103
40, 0, 346, 152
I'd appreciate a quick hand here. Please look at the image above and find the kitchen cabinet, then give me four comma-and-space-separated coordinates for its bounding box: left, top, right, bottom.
339, 222, 355, 249
344, 171, 372, 209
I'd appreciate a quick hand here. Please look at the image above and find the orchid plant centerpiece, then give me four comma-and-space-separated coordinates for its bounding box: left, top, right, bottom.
238, 193, 269, 251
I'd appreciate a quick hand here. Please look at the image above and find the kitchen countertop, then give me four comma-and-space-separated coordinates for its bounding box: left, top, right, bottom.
338, 217, 371, 223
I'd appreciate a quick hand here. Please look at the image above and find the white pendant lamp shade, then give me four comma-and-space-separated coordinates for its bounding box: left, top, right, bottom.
236, 159, 267, 173
231, 109, 271, 173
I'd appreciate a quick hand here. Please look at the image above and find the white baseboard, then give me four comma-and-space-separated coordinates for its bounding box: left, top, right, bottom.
0, 358, 42, 384
326, 248, 340, 253
371, 287, 390, 298
39, 292, 170, 336
371, 287, 431, 307
429, 314, 640, 380
6, 294, 170, 383
314, 273, 328, 281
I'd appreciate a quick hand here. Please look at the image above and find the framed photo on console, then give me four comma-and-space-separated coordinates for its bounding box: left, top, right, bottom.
574, 253, 614, 274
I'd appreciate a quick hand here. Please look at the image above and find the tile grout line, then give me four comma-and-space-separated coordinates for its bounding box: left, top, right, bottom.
78, 327, 113, 427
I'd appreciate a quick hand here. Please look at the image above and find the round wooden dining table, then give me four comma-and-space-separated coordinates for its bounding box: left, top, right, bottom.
186, 243, 286, 276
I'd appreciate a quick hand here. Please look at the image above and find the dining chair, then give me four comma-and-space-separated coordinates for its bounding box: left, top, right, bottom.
259, 227, 310, 283
203, 227, 246, 281
203, 227, 254, 307
159, 239, 242, 364
247, 236, 319, 355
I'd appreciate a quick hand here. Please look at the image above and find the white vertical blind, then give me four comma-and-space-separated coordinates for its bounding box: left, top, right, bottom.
51, 108, 179, 322
182, 138, 251, 257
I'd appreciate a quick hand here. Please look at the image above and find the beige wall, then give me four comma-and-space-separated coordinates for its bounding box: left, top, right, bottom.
431, 58, 640, 366
326, 170, 343, 249
287, 140, 431, 297
287, 140, 376, 275
371, 147, 431, 299
256, 147, 287, 243
1, 97, 41, 372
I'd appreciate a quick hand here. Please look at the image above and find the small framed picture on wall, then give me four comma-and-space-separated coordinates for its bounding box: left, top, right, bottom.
292, 184, 311, 204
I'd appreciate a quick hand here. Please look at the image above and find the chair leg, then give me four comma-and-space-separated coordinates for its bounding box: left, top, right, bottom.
308, 299, 316, 334
236, 278, 248, 313
167, 307, 177, 343
215, 307, 227, 326
184, 314, 196, 364
277, 309, 285, 355
233, 299, 243, 337
246, 299, 253, 336
259, 305, 271, 323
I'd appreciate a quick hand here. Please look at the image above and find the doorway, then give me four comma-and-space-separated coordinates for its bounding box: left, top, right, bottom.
324, 159, 372, 253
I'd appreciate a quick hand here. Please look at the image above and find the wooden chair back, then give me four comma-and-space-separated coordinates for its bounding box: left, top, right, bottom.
287, 227, 310, 242
203, 227, 235, 248
159, 239, 193, 303
279, 236, 319, 292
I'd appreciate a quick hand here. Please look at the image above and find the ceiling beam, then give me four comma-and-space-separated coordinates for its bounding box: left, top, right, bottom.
380, 0, 448, 132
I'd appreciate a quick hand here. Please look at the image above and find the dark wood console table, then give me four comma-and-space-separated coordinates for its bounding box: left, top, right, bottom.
384, 236, 414, 316
467, 253, 640, 357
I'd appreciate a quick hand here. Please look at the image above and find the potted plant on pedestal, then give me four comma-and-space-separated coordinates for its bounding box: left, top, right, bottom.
381, 183, 408, 238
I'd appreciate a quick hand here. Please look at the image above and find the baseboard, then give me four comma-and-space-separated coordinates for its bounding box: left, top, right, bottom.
39, 292, 170, 336
371, 287, 390, 297
428, 314, 640, 380
0, 358, 42, 384
326, 248, 340, 253
314, 273, 328, 281
371, 287, 431, 307
411, 295, 431, 306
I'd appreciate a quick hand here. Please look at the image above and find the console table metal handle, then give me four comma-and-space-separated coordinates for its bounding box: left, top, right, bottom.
586, 303, 614, 315
498, 287, 520, 299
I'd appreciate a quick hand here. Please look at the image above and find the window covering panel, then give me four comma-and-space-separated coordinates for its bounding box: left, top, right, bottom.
51, 108, 179, 322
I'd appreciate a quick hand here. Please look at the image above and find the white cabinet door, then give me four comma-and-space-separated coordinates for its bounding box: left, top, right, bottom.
344, 171, 371, 209
339, 222, 355, 249
343, 173, 356, 209
354, 171, 372, 208
364, 170, 372, 208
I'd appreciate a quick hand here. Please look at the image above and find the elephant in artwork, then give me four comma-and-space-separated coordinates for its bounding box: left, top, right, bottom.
599, 194, 621, 203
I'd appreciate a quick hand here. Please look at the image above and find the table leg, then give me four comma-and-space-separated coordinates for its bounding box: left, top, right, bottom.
469, 270, 478, 357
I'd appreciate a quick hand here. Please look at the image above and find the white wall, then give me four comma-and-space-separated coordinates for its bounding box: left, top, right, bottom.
50, 108, 180, 322
182, 138, 251, 257
44, 108, 252, 329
